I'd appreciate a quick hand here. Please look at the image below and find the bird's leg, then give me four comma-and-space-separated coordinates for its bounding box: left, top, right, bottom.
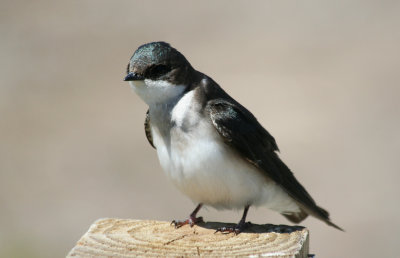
171, 203, 204, 228
215, 205, 251, 234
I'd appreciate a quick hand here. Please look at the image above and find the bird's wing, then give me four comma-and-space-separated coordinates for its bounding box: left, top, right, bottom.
207, 98, 342, 230
144, 109, 155, 149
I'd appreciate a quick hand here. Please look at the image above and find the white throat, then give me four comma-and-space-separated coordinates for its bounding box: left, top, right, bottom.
129, 79, 186, 106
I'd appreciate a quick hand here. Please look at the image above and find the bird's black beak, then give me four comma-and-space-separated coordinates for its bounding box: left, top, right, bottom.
124, 72, 144, 81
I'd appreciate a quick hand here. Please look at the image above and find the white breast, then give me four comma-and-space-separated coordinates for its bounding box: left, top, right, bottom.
150, 89, 300, 213
129, 79, 186, 106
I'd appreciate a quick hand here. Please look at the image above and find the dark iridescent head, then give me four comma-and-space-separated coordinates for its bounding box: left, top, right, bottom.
124, 42, 194, 85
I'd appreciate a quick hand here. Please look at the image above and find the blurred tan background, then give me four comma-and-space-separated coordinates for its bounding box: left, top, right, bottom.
1, 0, 399, 257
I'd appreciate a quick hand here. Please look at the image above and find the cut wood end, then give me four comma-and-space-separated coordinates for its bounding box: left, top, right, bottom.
68, 218, 309, 257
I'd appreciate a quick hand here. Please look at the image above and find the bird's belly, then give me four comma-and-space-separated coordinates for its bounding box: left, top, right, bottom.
153, 124, 299, 212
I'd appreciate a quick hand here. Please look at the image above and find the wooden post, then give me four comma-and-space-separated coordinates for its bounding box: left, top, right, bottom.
67, 219, 309, 257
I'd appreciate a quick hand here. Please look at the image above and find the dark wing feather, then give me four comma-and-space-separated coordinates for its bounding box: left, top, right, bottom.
144, 109, 155, 149
207, 99, 342, 230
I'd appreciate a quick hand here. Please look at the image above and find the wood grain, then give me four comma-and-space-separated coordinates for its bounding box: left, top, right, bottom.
67, 219, 309, 257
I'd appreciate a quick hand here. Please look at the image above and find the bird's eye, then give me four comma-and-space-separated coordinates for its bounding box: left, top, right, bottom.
148, 64, 171, 79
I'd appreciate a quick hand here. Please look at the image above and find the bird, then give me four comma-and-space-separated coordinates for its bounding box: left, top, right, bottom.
124, 41, 342, 233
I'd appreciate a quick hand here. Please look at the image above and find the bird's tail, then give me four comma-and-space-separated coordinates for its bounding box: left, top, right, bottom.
313, 205, 344, 231
282, 205, 344, 231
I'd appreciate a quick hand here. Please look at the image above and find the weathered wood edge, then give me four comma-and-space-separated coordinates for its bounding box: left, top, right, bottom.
67, 218, 309, 257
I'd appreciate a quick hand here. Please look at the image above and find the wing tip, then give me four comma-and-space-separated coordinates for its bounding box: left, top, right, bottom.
291, 205, 344, 231
325, 220, 345, 232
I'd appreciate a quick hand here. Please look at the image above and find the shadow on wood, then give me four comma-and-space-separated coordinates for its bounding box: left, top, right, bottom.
67, 218, 309, 257
198, 221, 305, 234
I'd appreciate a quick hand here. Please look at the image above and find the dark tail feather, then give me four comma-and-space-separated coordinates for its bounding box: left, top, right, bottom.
325, 219, 344, 231
283, 206, 344, 231
269, 153, 344, 231
305, 205, 344, 231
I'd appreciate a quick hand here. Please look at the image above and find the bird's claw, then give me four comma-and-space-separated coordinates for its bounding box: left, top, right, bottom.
214, 222, 251, 235
171, 216, 204, 228
214, 226, 240, 235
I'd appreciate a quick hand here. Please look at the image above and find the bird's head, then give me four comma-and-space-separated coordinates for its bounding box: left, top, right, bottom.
124, 42, 194, 105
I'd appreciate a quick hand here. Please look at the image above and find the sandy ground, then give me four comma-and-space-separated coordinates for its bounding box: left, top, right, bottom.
1, 1, 399, 257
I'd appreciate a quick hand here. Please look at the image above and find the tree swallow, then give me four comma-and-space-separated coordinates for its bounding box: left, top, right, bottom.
124, 42, 342, 233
